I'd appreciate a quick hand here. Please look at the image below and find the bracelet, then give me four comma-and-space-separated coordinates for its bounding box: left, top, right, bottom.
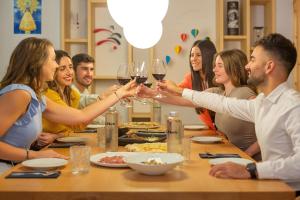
114, 91, 120, 100
25, 148, 29, 160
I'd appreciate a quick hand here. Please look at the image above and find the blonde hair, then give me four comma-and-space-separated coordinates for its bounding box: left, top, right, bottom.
1, 37, 53, 97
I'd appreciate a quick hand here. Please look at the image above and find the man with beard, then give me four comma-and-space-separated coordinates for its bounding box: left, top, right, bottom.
72, 53, 118, 125
138, 33, 300, 195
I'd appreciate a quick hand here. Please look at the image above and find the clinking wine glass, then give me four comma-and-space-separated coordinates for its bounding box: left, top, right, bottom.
117, 63, 132, 107
152, 58, 166, 98
141, 81, 153, 105
130, 60, 148, 84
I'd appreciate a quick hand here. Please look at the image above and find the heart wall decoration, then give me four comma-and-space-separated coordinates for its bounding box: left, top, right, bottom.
180, 33, 188, 42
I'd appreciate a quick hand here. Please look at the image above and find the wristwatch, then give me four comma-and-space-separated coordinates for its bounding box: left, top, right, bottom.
246, 163, 257, 179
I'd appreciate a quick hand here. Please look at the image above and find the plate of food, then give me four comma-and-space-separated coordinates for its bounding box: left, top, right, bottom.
135, 131, 167, 138
86, 124, 104, 129
118, 134, 166, 146
125, 142, 167, 152
56, 136, 88, 143
209, 158, 254, 166
184, 124, 208, 130
90, 152, 137, 168
191, 136, 222, 144
21, 158, 68, 170
125, 153, 184, 175
120, 122, 160, 129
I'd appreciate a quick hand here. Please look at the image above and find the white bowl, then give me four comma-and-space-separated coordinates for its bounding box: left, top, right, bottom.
125, 153, 184, 175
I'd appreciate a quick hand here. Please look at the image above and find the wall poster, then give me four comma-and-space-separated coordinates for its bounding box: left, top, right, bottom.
14, 0, 42, 34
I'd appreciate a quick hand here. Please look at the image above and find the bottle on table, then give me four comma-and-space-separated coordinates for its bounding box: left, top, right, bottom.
105, 106, 119, 152
152, 100, 161, 124
166, 111, 183, 154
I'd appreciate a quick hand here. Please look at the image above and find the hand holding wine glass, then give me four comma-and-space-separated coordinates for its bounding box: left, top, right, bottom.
151, 58, 166, 98
130, 61, 148, 84
117, 63, 132, 107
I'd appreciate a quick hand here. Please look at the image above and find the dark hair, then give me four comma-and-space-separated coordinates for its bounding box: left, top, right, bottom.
47, 50, 73, 105
189, 39, 217, 114
55, 50, 71, 64
254, 33, 297, 76
1, 37, 53, 97
72, 53, 95, 71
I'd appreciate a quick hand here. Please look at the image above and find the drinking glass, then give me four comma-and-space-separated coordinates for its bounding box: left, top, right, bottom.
117, 63, 132, 107
130, 60, 148, 84
70, 146, 91, 174
151, 58, 166, 98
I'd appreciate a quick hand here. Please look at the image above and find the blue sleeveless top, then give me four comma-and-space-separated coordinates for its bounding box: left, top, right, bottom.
0, 84, 46, 149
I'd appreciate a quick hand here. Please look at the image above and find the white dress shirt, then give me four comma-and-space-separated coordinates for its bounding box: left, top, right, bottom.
182, 82, 300, 190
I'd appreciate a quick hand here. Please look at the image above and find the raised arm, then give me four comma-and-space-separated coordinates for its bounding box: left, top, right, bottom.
182, 88, 255, 122
43, 80, 136, 125
137, 84, 195, 107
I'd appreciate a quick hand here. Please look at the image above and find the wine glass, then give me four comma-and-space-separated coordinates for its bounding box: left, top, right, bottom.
130, 61, 149, 103
141, 81, 153, 105
130, 61, 148, 84
117, 63, 132, 107
151, 58, 166, 98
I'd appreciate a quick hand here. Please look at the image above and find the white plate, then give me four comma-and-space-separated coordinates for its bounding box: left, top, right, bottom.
126, 153, 184, 175
86, 124, 104, 129
90, 152, 138, 168
209, 158, 253, 166
184, 125, 208, 130
191, 136, 222, 144
22, 158, 68, 170
56, 136, 88, 143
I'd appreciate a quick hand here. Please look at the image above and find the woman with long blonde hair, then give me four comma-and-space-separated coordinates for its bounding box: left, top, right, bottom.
0, 37, 136, 173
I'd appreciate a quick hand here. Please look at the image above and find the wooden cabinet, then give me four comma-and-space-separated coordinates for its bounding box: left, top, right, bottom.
216, 0, 275, 58
60, 0, 88, 56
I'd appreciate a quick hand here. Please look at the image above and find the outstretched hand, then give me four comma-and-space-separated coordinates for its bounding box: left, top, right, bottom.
100, 84, 120, 99
136, 84, 158, 98
116, 79, 137, 98
157, 80, 183, 96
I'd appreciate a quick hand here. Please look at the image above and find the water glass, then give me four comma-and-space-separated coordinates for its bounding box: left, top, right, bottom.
70, 146, 91, 174
182, 138, 191, 161
97, 126, 105, 149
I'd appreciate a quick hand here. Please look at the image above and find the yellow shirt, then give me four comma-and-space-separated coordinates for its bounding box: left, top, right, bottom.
42, 88, 86, 136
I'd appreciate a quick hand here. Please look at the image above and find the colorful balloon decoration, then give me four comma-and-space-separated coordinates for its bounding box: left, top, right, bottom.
180, 33, 188, 42
191, 28, 199, 38
165, 55, 171, 64
175, 45, 182, 54
94, 26, 122, 50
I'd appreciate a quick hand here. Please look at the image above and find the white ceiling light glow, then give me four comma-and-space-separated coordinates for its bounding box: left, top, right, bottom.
107, 0, 169, 49
124, 22, 163, 49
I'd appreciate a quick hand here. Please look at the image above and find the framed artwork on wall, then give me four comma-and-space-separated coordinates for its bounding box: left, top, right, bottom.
14, 0, 42, 34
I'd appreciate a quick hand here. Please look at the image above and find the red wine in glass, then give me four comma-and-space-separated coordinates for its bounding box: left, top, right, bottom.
144, 82, 152, 88
136, 76, 147, 84
117, 78, 131, 85
152, 73, 165, 81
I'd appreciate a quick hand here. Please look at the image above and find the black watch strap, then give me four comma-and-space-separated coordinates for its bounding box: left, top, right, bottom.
246, 163, 257, 179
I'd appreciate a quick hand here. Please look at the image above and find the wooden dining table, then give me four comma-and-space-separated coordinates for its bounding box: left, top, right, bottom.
0, 129, 295, 200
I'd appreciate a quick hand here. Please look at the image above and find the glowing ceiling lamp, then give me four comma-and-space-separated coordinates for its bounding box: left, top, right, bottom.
107, 0, 169, 49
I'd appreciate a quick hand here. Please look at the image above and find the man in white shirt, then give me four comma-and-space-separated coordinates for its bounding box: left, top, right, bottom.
139, 33, 300, 193
72, 53, 118, 125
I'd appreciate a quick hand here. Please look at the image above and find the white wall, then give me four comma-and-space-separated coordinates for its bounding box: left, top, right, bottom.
276, 0, 293, 40
0, 0, 60, 80
0, 0, 294, 124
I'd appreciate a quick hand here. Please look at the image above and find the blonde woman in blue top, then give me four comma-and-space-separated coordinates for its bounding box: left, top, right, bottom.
0, 37, 136, 173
